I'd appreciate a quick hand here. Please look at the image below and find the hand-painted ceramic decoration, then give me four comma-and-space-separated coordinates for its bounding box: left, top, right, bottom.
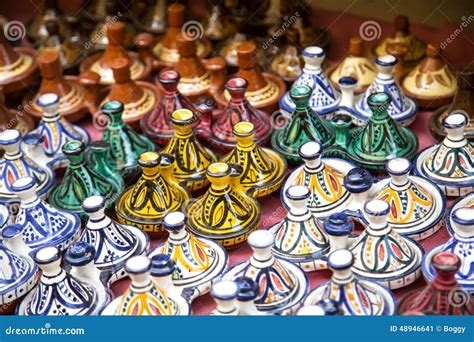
323, 213, 355, 256
370, 158, 445, 241
211, 78, 272, 149
220, 122, 286, 197
186, 162, 261, 249
0, 94, 34, 136
149, 211, 228, 300
304, 249, 396, 315
327, 37, 376, 94
25, 93, 90, 169
270, 186, 330, 272
48, 140, 120, 220
80, 195, 149, 284
282, 141, 356, 218
210, 280, 240, 315
18, 245, 109, 315
115, 152, 190, 238
399, 252, 473, 315
271, 85, 336, 163
161, 109, 217, 192
0, 129, 55, 212
222, 230, 309, 315
298, 299, 343, 316
0, 25, 38, 97
234, 276, 265, 315
415, 112, 473, 197
87, 142, 125, 192
270, 29, 303, 83
446, 192, 474, 235
0, 224, 38, 314
430, 70, 474, 140
0, 204, 9, 230
422, 207, 473, 293
402, 44, 456, 109
80, 22, 151, 85
279, 46, 340, 116
12, 176, 80, 251
90, 100, 155, 178
373, 15, 426, 66
353, 55, 418, 126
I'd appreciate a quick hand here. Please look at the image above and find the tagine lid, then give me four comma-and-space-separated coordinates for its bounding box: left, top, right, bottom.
0, 93, 34, 136
446, 192, 474, 235
270, 28, 303, 82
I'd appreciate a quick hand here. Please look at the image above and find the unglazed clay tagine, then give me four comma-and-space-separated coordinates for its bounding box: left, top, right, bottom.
0, 93, 34, 137
271, 85, 336, 163
415, 112, 473, 197
186, 162, 261, 249
115, 152, 190, 238
369, 158, 446, 241
149, 211, 228, 300
402, 44, 456, 109
220, 122, 286, 198
353, 55, 418, 126
304, 249, 397, 315
280, 46, 340, 115
222, 230, 309, 315
399, 252, 473, 315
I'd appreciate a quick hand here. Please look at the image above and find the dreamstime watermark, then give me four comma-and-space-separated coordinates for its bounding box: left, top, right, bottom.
3, 20, 26, 41
1, 101, 33, 131
84, 12, 123, 50
261, 204, 287, 227
359, 20, 382, 42
262, 12, 300, 50
181, 20, 204, 41
92, 111, 109, 131
440, 15, 474, 50
4, 323, 85, 336
269, 110, 291, 130
448, 287, 471, 308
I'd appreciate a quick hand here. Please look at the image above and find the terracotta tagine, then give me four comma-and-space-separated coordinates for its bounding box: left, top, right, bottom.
219, 17, 249, 69
270, 28, 303, 83
132, 0, 167, 35
0, 92, 34, 136
386, 42, 410, 84
26, 0, 67, 43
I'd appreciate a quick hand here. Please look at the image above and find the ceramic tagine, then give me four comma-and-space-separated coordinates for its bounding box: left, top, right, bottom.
281, 141, 356, 218
18, 245, 109, 315
234, 276, 264, 315
422, 207, 473, 293
369, 158, 445, 241
89, 100, 155, 178
161, 109, 217, 192
115, 152, 190, 238
0, 224, 38, 314
297, 299, 343, 316
270, 29, 303, 83
271, 85, 336, 163
102, 255, 191, 316
79, 195, 149, 285
86, 142, 125, 193
211, 78, 272, 149
186, 162, 261, 249
149, 211, 228, 300
222, 230, 309, 315
24, 93, 90, 169
279, 46, 340, 116
446, 192, 474, 235
399, 252, 473, 315
353, 55, 418, 126
0, 204, 9, 230
327, 37, 376, 94
0, 93, 34, 136
350, 200, 424, 289
402, 44, 456, 109
210, 280, 240, 315
415, 112, 473, 197
220, 122, 286, 198
304, 249, 397, 315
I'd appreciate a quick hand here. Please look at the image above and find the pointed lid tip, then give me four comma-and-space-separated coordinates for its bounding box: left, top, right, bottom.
324, 213, 354, 236
386, 158, 411, 175
248, 230, 274, 249
65, 242, 96, 266
298, 141, 322, 160
431, 252, 461, 273
452, 207, 474, 226
125, 255, 151, 275
376, 54, 397, 67
0, 129, 22, 145
33, 246, 61, 265
62, 140, 84, 155
37, 93, 60, 108
344, 167, 373, 193
150, 254, 176, 277
1, 224, 24, 240
286, 185, 310, 201
12, 176, 36, 193
171, 109, 194, 124
163, 211, 186, 231
82, 195, 105, 213
302, 46, 325, 58
233, 121, 255, 137
207, 162, 230, 177
328, 249, 353, 270
443, 112, 467, 129
226, 77, 248, 91
235, 276, 259, 301
159, 69, 180, 84
211, 280, 239, 300
364, 199, 390, 217
101, 100, 124, 115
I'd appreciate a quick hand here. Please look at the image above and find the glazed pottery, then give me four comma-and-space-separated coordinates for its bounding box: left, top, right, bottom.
430, 70, 474, 140
353, 55, 418, 126
186, 162, 261, 249
304, 249, 396, 315
402, 44, 456, 109
282, 141, 356, 218
235, 276, 264, 315
211, 78, 272, 149
220, 122, 286, 197
0, 204, 9, 229
0, 93, 34, 137
271, 85, 336, 163
12, 176, 80, 251
327, 37, 376, 94
270, 185, 330, 271
115, 152, 190, 238
415, 112, 473, 197
149, 211, 228, 300
279, 46, 340, 116
48, 140, 120, 220
18, 245, 109, 315
90, 100, 155, 178
399, 252, 473, 315
298, 298, 343, 316
25, 93, 90, 169
270, 29, 303, 83
79, 195, 149, 284
370, 158, 445, 240
446, 192, 474, 235
161, 109, 217, 192
87, 142, 125, 192
223, 230, 309, 315
423, 207, 473, 292
350, 200, 424, 289
0, 224, 38, 314
219, 23, 248, 68
210, 280, 240, 315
